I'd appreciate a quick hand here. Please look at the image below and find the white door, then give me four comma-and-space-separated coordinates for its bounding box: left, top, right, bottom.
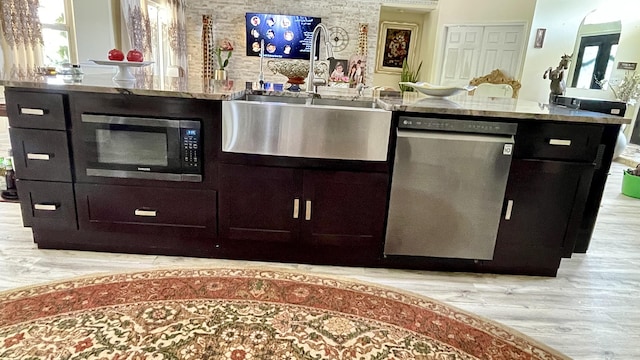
477, 26, 524, 77
440, 24, 525, 87
440, 26, 484, 87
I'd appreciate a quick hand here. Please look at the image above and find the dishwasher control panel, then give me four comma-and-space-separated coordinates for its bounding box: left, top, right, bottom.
399, 116, 517, 136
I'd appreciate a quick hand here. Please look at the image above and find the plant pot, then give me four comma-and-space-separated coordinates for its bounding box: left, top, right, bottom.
622, 170, 640, 198
214, 69, 227, 81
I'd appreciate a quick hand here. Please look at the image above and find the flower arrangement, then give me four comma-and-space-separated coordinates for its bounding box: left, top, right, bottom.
603, 71, 640, 105
215, 39, 234, 70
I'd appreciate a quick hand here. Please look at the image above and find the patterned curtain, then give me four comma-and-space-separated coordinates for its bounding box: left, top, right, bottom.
120, 0, 153, 75
0, 0, 44, 78
167, 0, 187, 79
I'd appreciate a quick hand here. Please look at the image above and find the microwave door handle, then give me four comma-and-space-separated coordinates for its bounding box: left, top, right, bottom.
81, 115, 200, 130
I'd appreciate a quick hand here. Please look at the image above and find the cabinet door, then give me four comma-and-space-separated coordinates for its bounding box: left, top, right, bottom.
16, 180, 77, 230
9, 128, 72, 182
5, 91, 66, 130
219, 164, 300, 243
75, 183, 217, 238
302, 170, 388, 251
489, 159, 594, 275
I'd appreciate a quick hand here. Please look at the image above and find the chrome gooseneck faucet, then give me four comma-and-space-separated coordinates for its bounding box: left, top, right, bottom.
258, 39, 265, 89
306, 23, 334, 93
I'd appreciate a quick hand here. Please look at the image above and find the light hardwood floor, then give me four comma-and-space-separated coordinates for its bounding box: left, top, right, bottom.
0, 124, 638, 359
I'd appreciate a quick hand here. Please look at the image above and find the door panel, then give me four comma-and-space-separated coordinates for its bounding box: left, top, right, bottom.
441, 26, 484, 86
489, 159, 594, 272
441, 25, 524, 87
477, 26, 524, 79
302, 170, 388, 252
219, 164, 300, 243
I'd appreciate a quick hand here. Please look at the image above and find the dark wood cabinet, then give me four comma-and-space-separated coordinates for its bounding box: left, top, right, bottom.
3, 86, 622, 276
75, 183, 217, 238
16, 180, 77, 230
219, 164, 300, 243
301, 170, 388, 249
486, 159, 594, 275
5, 91, 67, 130
514, 122, 603, 162
5, 89, 77, 233
219, 164, 388, 262
9, 128, 73, 182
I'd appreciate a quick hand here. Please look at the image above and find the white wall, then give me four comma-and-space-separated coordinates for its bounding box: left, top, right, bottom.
520, 0, 640, 103
72, 0, 117, 74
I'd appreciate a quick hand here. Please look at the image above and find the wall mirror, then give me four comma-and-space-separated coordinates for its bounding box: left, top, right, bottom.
567, 8, 622, 90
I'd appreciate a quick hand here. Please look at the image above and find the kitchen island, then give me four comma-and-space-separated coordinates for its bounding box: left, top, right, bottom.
0, 75, 629, 276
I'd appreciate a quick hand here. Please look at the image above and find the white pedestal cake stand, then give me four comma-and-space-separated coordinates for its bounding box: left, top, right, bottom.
89, 60, 154, 82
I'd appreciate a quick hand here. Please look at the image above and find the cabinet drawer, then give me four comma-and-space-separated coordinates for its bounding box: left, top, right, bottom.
6, 91, 67, 130
75, 184, 217, 237
16, 180, 77, 229
9, 128, 72, 182
514, 123, 603, 162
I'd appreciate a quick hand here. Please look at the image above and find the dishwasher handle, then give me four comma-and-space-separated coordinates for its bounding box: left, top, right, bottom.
397, 129, 514, 144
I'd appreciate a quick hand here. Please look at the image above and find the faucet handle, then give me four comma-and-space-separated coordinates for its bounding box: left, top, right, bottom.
312, 78, 327, 87
355, 83, 370, 96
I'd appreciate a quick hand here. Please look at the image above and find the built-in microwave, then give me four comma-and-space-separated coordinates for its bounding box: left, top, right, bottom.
80, 114, 202, 182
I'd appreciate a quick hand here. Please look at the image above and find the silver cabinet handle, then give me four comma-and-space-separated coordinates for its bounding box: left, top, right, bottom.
134, 209, 157, 217
549, 139, 571, 146
505, 200, 514, 220
20, 107, 45, 116
305, 200, 312, 221
293, 198, 300, 219
27, 153, 51, 160
34, 203, 58, 211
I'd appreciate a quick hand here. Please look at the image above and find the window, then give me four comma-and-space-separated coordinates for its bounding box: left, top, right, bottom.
147, 1, 170, 82
571, 33, 619, 90
38, 0, 77, 65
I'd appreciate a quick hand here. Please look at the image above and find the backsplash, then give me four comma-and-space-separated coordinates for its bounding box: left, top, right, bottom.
184, 0, 437, 86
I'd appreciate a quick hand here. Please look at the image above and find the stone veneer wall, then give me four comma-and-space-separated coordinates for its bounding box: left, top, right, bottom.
185, 0, 437, 86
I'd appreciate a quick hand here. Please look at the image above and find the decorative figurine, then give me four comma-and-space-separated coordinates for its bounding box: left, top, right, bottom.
544, 54, 572, 97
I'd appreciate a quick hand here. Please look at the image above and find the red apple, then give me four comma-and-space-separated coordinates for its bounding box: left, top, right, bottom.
108, 48, 124, 61
126, 49, 144, 62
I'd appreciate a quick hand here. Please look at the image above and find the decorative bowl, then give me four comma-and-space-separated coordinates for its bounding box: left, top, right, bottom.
267, 60, 328, 90
399, 82, 475, 97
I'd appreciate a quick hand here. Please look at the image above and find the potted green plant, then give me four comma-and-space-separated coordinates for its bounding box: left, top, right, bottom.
399, 58, 422, 92
622, 164, 640, 199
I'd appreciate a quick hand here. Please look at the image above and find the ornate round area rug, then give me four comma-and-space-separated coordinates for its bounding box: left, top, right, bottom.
0, 268, 569, 359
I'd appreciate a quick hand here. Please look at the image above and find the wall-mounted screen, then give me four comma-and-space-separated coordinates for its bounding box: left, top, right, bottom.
245, 13, 321, 60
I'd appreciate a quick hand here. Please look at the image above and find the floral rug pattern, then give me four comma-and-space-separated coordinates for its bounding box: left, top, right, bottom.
0, 268, 568, 359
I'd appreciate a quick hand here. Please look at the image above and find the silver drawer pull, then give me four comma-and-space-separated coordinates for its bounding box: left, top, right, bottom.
305, 200, 312, 221
34, 203, 58, 211
293, 198, 300, 219
134, 209, 157, 217
20, 108, 45, 116
505, 200, 514, 220
27, 153, 51, 160
549, 139, 572, 146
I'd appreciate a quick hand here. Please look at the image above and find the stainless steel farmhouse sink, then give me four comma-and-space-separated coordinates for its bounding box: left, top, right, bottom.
243, 94, 381, 108
222, 95, 391, 161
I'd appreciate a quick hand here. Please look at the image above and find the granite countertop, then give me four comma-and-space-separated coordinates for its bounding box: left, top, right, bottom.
376, 92, 630, 125
0, 74, 629, 125
0, 73, 245, 101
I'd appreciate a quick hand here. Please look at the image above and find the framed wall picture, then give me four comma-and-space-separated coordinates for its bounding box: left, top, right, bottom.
376, 21, 419, 74
328, 58, 349, 84
534, 28, 546, 48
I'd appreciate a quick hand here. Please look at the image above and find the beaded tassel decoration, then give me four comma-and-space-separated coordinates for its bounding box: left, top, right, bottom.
358, 23, 368, 57
202, 15, 215, 79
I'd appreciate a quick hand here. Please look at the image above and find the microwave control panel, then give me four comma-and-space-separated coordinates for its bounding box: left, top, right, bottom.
181, 128, 200, 170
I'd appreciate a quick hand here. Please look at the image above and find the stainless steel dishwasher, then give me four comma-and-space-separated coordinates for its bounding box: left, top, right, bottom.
384, 116, 517, 260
